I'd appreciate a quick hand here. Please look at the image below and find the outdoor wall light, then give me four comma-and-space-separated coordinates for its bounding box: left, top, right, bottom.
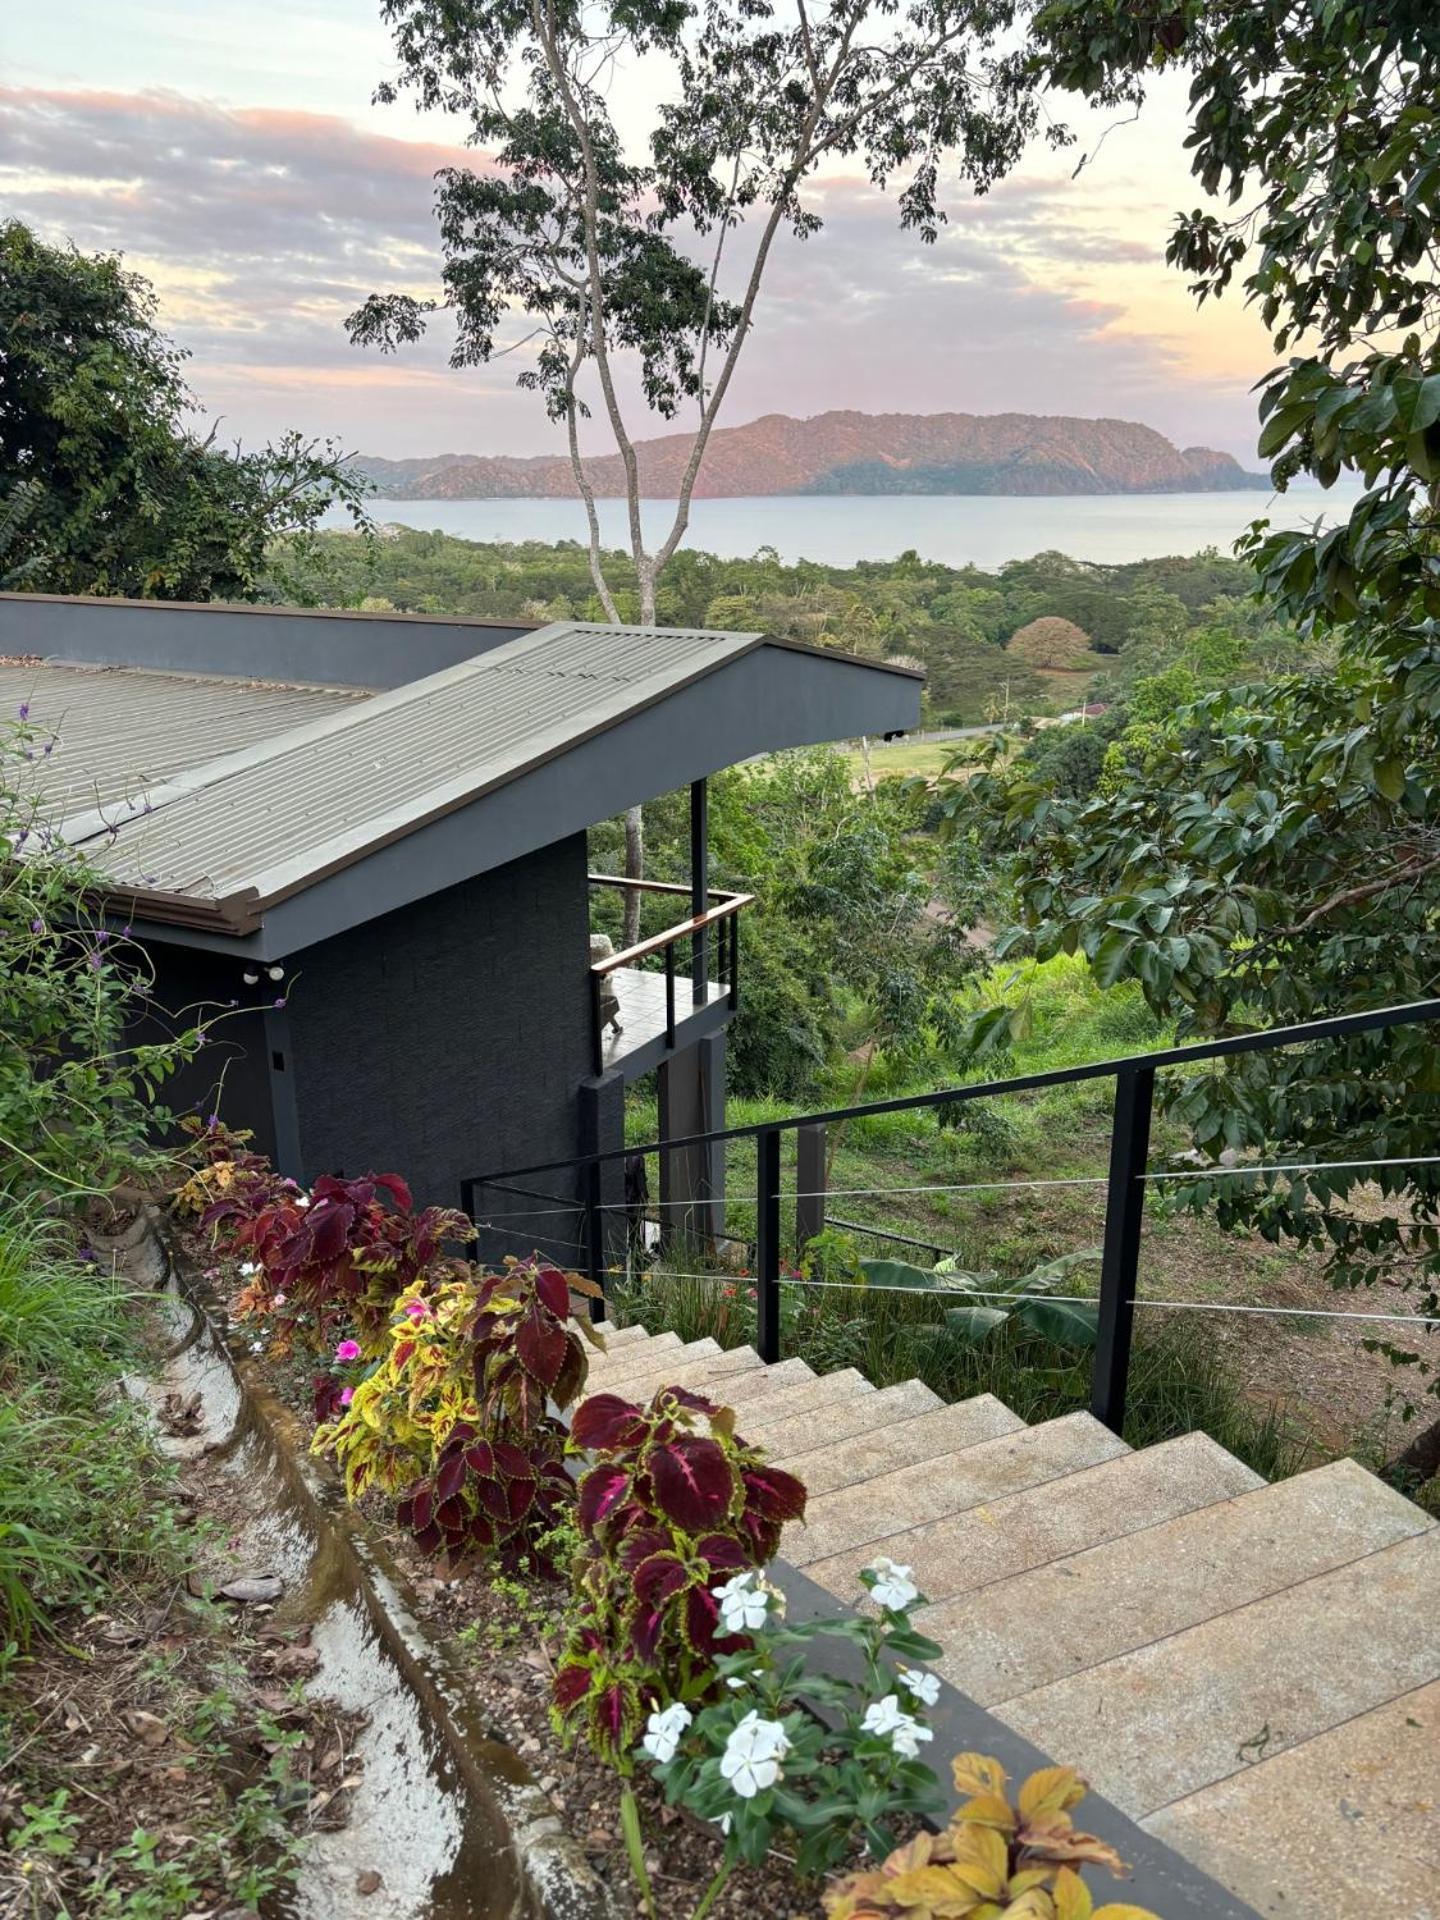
242, 969, 260, 985
266, 965, 285, 981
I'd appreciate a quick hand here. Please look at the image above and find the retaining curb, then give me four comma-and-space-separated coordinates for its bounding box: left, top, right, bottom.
154, 1234, 622, 1920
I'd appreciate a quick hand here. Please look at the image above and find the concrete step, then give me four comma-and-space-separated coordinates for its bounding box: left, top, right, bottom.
758, 1377, 940, 1462
587, 1335, 719, 1385
997, 1523, 1440, 1821
776, 1395, 1026, 1499
594, 1321, 649, 1349
930, 1457, 1434, 1708
787, 1411, 1128, 1570
586, 1342, 762, 1404
1143, 1677, 1440, 1918
724, 1367, 870, 1441
586, 1328, 684, 1375
807, 1429, 1259, 1597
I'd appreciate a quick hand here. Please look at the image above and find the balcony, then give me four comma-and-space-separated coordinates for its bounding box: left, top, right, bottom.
587, 874, 753, 1079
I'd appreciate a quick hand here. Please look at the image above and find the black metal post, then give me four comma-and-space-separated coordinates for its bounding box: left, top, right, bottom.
664, 944, 676, 1047
1091, 1066, 1155, 1435
590, 970, 604, 1076
728, 912, 739, 1010
756, 1128, 782, 1363
584, 1159, 607, 1323
691, 777, 709, 1002
795, 1123, 827, 1250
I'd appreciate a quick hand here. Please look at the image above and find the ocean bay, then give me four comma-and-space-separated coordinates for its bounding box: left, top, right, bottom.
340, 477, 1368, 568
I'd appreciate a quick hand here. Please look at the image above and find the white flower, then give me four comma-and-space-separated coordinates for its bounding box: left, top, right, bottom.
273, 1292, 287, 1308
866, 1557, 919, 1612
712, 1570, 771, 1635
899, 1666, 941, 1708
719, 1711, 790, 1799
294, 1193, 311, 1208
712, 1812, 732, 1836
724, 1666, 766, 1692
640, 1701, 692, 1766
239, 1261, 258, 1277
861, 1694, 934, 1760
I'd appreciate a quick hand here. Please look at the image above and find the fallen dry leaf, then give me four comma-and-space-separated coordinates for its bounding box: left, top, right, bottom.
122, 1709, 170, 1748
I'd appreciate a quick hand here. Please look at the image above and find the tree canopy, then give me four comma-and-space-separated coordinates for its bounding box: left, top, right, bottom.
1, 221, 366, 601
950, 1, 1440, 1471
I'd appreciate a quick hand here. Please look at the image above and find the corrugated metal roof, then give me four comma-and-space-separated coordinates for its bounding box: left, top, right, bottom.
0, 661, 363, 817
12, 619, 918, 936
39, 623, 768, 927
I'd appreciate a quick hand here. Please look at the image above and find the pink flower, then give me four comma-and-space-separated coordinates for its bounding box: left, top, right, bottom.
335, 1339, 362, 1362
403, 1299, 431, 1322
340, 1387, 354, 1406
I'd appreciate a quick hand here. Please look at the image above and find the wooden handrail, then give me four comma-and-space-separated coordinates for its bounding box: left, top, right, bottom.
587, 871, 738, 902
590, 892, 754, 975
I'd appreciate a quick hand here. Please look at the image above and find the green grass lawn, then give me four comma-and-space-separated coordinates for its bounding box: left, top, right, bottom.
839, 738, 964, 783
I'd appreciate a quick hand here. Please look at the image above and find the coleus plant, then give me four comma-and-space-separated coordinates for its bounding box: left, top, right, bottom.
207, 1170, 470, 1360
168, 1115, 288, 1222
551, 1385, 807, 1765
824, 1752, 1158, 1920
315, 1258, 602, 1573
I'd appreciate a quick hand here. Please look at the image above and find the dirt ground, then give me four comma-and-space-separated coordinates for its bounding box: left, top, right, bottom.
0, 1338, 365, 1920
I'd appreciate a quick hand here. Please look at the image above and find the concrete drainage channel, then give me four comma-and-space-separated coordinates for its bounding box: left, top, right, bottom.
106, 1206, 618, 1920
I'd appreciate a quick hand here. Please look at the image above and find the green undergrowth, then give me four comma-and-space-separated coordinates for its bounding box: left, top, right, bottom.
0, 1211, 183, 1657
614, 955, 1308, 1482
608, 1264, 1299, 1483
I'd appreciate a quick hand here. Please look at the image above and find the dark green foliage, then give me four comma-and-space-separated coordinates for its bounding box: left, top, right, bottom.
593, 752, 979, 1099
286, 527, 1264, 725
1013, 713, 1120, 800
966, 0, 1440, 1469
0, 221, 365, 600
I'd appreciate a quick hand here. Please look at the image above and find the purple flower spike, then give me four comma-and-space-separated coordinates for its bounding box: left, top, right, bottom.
18, 702, 29, 720
273, 996, 286, 1008
30, 918, 42, 934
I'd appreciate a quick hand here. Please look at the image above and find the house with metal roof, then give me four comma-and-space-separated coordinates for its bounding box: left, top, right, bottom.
1, 592, 920, 1245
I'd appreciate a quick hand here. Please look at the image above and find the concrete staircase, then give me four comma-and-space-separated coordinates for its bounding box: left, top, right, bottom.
587, 1325, 1440, 1919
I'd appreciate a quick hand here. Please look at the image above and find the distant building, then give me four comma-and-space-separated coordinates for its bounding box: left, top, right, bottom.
1, 593, 918, 1261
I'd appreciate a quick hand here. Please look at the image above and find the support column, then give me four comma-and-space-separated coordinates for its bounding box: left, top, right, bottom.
691, 777, 709, 1003
261, 1002, 304, 1182
658, 1031, 726, 1250
578, 1067, 627, 1303
795, 1123, 827, 1251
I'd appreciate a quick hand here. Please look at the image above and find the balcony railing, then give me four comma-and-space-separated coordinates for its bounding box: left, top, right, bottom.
586, 874, 753, 1076
464, 995, 1440, 1436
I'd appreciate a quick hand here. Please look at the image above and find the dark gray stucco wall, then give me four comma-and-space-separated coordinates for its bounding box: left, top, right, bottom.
127, 943, 281, 1162
0, 593, 532, 690
281, 835, 594, 1231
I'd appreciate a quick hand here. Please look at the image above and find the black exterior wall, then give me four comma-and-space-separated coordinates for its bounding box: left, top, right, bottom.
282, 834, 595, 1231
128, 943, 283, 1162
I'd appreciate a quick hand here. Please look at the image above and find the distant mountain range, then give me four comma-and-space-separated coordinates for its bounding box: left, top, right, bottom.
354, 409, 1265, 500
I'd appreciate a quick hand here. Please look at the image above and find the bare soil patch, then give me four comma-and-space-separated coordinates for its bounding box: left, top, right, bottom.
0, 1329, 365, 1919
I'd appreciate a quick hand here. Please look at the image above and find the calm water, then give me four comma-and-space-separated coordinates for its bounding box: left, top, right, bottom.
345, 478, 1367, 568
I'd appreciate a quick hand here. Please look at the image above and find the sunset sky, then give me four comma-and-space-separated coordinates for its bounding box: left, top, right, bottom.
7, 2, 1276, 464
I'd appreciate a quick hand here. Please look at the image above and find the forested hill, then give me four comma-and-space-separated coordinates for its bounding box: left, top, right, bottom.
353, 410, 1264, 501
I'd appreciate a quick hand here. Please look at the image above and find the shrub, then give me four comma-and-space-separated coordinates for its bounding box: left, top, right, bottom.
634, 1559, 945, 1889
552, 1385, 807, 1764
825, 1752, 1160, 1919
169, 1117, 287, 1223
210, 1171, 469, 1360
1005, 616, 1096, 669
2, 713, 205, 1205
315, 1258, 601, 1574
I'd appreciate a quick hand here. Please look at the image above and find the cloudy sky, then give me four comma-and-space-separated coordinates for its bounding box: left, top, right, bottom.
7, 2, 1273, 463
